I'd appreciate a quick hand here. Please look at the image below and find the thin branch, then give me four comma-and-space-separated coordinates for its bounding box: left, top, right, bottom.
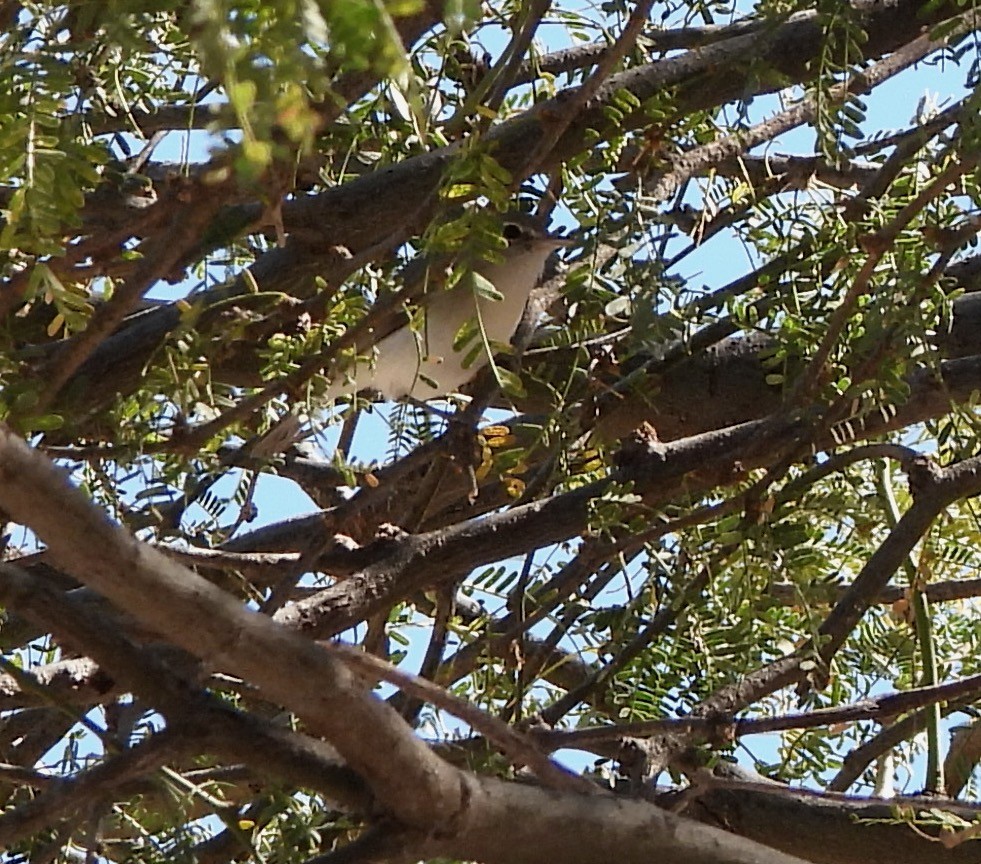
541, 673, 981, 754
433, 539, 619, 688
156, 545, 302, 570
768, 577, 981, 607
0, 728, 189, 849
445, 0, 552, 137
779, 443, 921, 499
325, 641, 596, 795
395, 584, 455, 725
827, 701, 958, 793
645, 22, 961, 203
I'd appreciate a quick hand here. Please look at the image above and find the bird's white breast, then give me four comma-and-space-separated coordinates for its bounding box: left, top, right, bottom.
326, 243, 554, 402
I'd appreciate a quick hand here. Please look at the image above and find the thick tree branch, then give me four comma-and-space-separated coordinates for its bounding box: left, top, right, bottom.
0, 568, 373, 822
677, 784, 981, 864
0, 427, 465, 830
417, 775, 814, 864
0, 430, 826, 864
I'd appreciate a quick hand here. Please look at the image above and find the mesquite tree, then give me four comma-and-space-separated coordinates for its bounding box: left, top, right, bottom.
2, 1, 981, 862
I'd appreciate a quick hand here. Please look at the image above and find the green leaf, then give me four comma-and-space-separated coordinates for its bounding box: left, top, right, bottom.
469, 271, 503, 303
25, 413, 64, 432
493, 366, 526, 398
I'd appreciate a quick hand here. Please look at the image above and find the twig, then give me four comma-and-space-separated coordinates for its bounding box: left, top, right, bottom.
155, 545, 302, 569
395, 584, 455, 725
444, 0, 552, 138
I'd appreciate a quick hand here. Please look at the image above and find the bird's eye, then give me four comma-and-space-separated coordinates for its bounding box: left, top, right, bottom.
502, 222, 524, 242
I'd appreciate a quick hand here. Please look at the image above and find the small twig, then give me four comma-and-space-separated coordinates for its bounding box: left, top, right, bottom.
878, 459, 943, 793
336, 411, 360, 461
779, 443, 920, 499
829, 700, 965, 792
129, 129, 167, 174
222, 469, 261, 542
444, 0, 552, 138
396, 584, 455, 725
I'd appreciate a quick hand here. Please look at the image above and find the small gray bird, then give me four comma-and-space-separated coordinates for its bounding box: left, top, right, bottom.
323, 213, 570, 403
251, 213, 570, 456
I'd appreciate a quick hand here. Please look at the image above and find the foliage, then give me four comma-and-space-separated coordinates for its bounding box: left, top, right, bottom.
2, 1, 981, 863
